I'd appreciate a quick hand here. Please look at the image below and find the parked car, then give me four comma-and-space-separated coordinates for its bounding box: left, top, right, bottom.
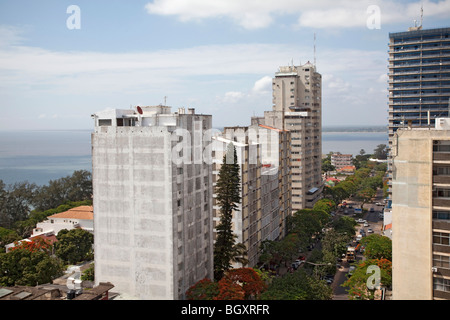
367, 228, 373, 233
364, 222, 369, 227
348, 265, 356, 276
322, 274, 334, 285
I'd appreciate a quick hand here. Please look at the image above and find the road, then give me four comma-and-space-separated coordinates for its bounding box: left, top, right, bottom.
331, 188, 385, 300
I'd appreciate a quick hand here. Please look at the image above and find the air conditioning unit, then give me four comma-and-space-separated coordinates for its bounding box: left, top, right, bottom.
431, 267, 438, 273
435, 118, 450, 130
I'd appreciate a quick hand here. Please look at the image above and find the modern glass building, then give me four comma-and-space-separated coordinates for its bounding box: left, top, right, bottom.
388, 27, 450, 145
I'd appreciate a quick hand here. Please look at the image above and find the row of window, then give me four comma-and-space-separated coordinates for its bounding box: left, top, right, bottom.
433, 232, 450, 246
433, 277, 450, 293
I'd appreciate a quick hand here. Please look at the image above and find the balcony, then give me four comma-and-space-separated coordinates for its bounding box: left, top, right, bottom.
433, 198, 450, 208
434, 153, 450, 162
434, 176, 450, 184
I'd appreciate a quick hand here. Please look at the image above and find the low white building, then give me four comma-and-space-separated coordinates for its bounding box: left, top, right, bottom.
32, 206, 94, 236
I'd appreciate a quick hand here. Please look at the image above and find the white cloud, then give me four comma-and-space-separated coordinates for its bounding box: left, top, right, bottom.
251, 76, 272, 94
145, 0, 450, 29
0, 25, 27, 47
222, 91, 245, 103
0, 26, 389, 129
323, 74, 351, 93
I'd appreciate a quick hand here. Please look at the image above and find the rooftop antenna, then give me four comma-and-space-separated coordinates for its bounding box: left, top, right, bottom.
420, 3, 423, 28
314, 33, 317, 70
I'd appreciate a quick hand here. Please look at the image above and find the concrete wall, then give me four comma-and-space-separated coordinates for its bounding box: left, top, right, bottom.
92, 126, 175, 299
391, 130, 436, 299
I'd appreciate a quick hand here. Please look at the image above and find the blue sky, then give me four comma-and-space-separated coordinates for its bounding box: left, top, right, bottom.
0, 0, 449, 130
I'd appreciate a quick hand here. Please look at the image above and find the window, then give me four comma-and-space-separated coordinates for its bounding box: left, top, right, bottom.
433, 254, 450, 269
433, 277, 450, 292
433, 188, 450, 198
433, 232, 450, 246
434, 141, 450, 152
98, 119, 112, 126
433, 211, 450, 220
434, 166, 450, 175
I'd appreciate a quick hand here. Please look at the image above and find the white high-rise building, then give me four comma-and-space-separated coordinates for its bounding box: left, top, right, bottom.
253, 62, 323, 211
91, 105, 213, 300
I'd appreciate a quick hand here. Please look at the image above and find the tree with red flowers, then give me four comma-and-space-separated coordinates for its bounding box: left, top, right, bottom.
186, 278, 219, 300
214, 276, 246, 300
224, 268, 267, 299
9, 236, 53, 255
186, 267, 267, 300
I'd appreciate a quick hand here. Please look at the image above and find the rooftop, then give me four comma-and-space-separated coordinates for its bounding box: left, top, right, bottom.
48, 206, 94, 220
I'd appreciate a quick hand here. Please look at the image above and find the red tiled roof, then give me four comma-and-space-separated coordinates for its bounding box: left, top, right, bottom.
48, 206, 93, 220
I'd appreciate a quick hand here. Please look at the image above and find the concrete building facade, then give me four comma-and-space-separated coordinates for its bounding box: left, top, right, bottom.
91, 106, 213, 300
330, 152, 353, 170
212, 124, 291, 267
387, 27, 450, 201
391, 118, 450, 300
253, 62, 322, 211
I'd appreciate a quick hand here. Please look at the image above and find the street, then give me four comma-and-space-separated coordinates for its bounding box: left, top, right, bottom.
331, 188, 385, 300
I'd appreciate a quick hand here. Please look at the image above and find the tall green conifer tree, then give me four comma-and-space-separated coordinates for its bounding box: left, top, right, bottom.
214, 143, 242, 280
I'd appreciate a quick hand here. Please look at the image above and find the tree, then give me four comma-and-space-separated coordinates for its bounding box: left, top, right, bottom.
186, 278, 219, 300
333, 216, 357, 238
186, 268, 266, 300
321, 229, 349, 260
373, 144, 388, 160
0, 227, 20, 248
81, 262, 95, 281
260, 268, 332, 300
342, 258, 392, 300
224, 268, 267, 299
54, 229, 94, 264
0, 181, 37, 229
214, 143, 242, 280
313, 198, 336, 214
360, 234, 392, 260
9, 236, 53, 255
355, 187, 376, 209
32, 170, 92, 212
0, 249, 63, 286
214, 277, 246, 300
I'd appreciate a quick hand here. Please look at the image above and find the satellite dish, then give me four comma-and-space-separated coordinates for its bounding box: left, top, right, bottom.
137, 106, 143, 115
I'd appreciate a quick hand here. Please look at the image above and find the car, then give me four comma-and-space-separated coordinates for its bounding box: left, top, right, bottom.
323, 274, 334, 285
376, 202, 383, 206
348, 266, 356, 276
369, 207, 374, 212
367, 228, 373, 233
364, 222, 369, 227
357, 218, 365, 223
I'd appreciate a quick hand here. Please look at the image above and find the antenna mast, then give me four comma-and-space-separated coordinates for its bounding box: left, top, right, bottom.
420, 4, 423, 28
314, 33, 317, 69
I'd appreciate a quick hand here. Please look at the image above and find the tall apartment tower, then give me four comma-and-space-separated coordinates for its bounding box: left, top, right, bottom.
388, 27, 450, 143
254, 62, 322, 211
91, 106, 213, 300
391, 118, 450, 300
387, 27, 450, 200
211, 125, 291, 267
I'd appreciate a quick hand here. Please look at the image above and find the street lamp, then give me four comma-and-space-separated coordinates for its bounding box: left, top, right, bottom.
305, 261, 334, 279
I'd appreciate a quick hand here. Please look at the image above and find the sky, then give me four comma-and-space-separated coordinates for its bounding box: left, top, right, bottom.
0, 0, 449, 130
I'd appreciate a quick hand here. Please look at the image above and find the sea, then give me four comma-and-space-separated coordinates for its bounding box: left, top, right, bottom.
0, 129, 388, 186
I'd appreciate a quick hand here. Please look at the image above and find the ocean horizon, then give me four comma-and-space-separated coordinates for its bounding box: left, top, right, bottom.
0, 129, 388, 186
